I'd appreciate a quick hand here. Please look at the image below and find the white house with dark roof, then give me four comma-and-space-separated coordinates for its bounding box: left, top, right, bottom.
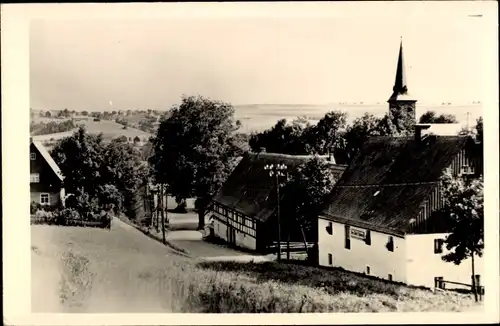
30, 138, 65, 207
317, 40, 484, 290
318, 132, 483, 289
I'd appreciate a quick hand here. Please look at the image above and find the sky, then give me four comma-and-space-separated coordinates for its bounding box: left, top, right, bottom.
29, 3, 489, 111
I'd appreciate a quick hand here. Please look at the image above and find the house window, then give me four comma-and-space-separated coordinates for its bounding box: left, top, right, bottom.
388, 274, 393, 281
387, 236, 394, 252
366, 266, 371, 275
30, 152, 36, 160
345, 225, 351, 249
326, 221, 333, 235
40, 193, 49, 205
434, 239, 444, 254
328, 253, 333, 265
365, 230, 371, 245
30, 173, 40, 183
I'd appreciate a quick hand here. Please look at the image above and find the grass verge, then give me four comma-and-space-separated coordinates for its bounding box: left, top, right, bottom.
172, 260, 479, 313
117, 215, 190, 256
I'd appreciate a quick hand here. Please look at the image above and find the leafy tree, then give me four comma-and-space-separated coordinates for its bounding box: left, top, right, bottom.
249, 111, 348, 160
439, 171, 484, 301
116, 135, 128, 142
475, 117, 483, 143
249, 118, 309, 155
150, 95, 239, 228
232, 132, 251, 156
51, 126, 105, 196
96, 184, 123, 214
281, 157, 337, 260
419, 111, 458, 123
344, 113, 383, 162
305, 111, 347, 155
45, 111, 52, 118
133, 136, 141, 143
52, 126, 148, 220
57, 108, 71, 118
101, 137, 149, 218
82, 111, 89, 116
378, 108, 414, 136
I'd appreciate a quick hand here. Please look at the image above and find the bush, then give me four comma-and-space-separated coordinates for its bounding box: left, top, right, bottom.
93, 118, 101, 122
31, 201, 41, 214
56, 208, 81, 225
97, 184, 123, 213
34, 209, 55, 224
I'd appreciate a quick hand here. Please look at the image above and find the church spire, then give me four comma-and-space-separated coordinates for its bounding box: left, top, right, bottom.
393, 37, 408, 95
387, 38, 417, 122
388, 37, 417, 103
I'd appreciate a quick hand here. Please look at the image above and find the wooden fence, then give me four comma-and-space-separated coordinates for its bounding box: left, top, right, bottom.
435, 278, 485, 301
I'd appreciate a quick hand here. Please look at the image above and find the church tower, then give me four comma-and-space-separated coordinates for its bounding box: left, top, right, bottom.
388, 38, 417, 121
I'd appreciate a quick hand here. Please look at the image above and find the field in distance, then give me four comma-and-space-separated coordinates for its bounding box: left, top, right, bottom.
31, 117, 152, 143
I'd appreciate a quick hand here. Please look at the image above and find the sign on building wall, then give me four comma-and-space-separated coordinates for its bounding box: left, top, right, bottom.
350, 227, 366, 240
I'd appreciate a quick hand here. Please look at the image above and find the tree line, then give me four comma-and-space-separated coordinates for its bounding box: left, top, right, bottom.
30, 119, 76, 136
249, 109, 481, 166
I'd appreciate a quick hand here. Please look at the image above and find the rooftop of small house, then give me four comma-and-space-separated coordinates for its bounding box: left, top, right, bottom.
30, 138, 64, 181
319, 134, 477, 237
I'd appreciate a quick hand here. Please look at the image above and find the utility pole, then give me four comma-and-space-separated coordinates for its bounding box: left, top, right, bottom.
276, 171, 281, 262
471, 238, 478, 302
160, 184, 166, 245
466, 112, 470, 134
265, 163, 287, 263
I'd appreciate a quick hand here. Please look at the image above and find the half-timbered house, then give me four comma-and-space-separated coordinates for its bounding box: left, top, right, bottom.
208, 152, 346, 252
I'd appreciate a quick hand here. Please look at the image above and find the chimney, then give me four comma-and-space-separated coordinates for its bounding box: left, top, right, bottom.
415, 124, 431, 143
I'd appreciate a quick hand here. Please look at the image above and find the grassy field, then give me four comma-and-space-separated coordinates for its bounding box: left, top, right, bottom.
31, 221, 480, 313
31, 119, 152, 143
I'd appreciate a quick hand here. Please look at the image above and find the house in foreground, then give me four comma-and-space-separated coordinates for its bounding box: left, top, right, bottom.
317, 128, 483, 290
30, 138, 65, 207
208, 152, 346, 252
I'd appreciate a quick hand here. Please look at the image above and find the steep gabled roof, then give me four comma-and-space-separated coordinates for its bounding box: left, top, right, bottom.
213, 152, 346, 223
31, 140, 64, 181
319, 135, 473, 236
